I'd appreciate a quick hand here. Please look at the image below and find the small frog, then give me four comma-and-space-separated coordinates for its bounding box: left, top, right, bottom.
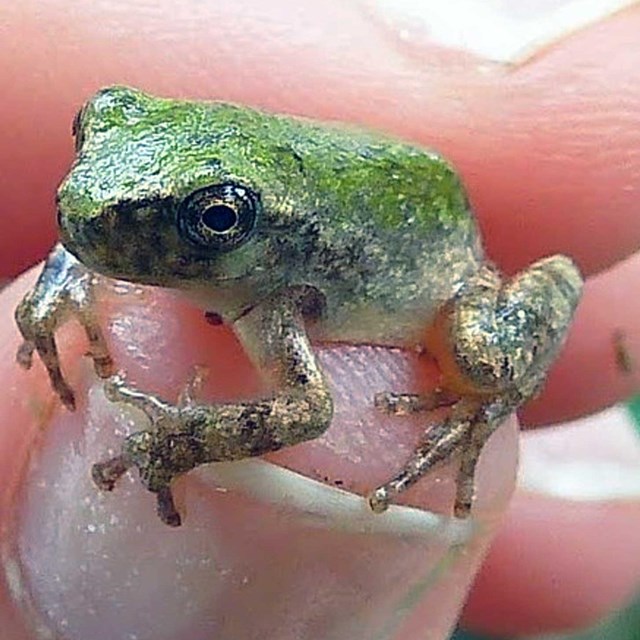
15, 87, 582, 526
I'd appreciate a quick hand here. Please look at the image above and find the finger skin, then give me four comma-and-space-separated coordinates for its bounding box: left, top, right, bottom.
0, 1, 639, 277
1, 2, 639, 636
462, 494, 640, 637
0, 272, 517, 640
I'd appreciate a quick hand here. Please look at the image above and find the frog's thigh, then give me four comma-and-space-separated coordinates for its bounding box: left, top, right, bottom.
432, 255, 583, 400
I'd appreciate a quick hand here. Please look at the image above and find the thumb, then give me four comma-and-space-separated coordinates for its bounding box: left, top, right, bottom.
0, 268, 517, 640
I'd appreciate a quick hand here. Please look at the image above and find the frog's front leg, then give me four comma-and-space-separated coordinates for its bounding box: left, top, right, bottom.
92, 290, 334, 526
15, 243, 114, 410
370, 255, 583, 518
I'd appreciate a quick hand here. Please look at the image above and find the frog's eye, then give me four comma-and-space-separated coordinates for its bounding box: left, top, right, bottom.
177, 183, 259, 251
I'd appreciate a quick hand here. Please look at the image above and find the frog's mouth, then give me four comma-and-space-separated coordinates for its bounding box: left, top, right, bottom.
167, 254, 253, 284
58, 222, 263, 296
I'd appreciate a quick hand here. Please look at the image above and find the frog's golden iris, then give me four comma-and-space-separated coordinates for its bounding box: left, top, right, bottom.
177, 182, 260, 252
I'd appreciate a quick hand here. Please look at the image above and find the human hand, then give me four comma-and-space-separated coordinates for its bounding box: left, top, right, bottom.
1, 2, 639, 639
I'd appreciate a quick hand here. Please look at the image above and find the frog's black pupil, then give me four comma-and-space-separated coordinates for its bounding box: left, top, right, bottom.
202, 204, 237, 233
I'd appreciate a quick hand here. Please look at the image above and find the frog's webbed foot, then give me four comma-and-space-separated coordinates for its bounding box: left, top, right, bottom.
92, 372, 206, 526
368, 398, 511, 518
15, 243, 114, 409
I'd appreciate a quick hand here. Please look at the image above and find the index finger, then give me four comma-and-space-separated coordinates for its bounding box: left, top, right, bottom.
1, 1, 639, 277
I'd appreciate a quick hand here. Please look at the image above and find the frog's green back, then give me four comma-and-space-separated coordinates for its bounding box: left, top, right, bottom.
259, 114, 471, 233
73, 87, 474, 236
64, 87, 484, 344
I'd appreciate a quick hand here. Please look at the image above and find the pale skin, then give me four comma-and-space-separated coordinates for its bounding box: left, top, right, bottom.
15, 87, 582, 526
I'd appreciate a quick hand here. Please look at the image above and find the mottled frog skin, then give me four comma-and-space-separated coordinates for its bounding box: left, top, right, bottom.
16, 87, 582, 525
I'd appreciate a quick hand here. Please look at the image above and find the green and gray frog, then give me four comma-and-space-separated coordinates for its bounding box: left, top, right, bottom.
15, 87, 582, 526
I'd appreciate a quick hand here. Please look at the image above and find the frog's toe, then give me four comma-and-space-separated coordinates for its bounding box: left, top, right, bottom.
374, 391, 404, 414
79, 315, 115, 378
16, 340, 35, 370
91, 352, 115, 379
57, 382, 76, 411
177, 365, 209, 407
102, 374, 179, 427
92, 454, 131, 491
156, 486, 182, 527
103, 372, 128, 402
367, 487, 392, 514
453, 498, 472, 520
373, 390, 457, 416
93, 431, 156, 492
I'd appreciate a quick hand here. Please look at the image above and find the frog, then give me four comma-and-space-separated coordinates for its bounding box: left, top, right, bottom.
15, 86, 583, 527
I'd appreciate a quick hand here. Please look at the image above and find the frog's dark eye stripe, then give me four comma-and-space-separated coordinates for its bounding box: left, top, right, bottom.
177, 183, 259, 251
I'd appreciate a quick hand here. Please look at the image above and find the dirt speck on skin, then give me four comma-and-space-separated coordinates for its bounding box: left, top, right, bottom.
613, 329, 634, 375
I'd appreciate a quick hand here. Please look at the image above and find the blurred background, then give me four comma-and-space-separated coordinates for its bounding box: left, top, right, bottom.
454, 397, 640, 640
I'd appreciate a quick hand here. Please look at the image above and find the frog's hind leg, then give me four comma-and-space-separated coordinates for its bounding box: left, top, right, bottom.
369, 255, 583, 518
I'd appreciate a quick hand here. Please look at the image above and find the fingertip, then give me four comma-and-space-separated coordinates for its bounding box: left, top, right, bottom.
1, 279, 518, 639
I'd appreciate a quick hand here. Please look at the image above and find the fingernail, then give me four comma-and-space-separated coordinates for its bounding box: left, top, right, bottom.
518, 405, 640, 501
362, 0, 636, 64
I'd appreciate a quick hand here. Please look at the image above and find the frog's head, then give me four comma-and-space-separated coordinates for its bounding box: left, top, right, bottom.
56, 86, 310, 311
